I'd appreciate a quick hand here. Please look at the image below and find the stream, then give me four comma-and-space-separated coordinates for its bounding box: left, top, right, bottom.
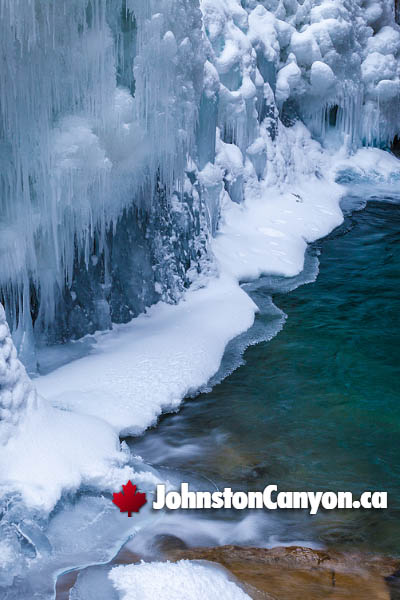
57, 185, 400, 597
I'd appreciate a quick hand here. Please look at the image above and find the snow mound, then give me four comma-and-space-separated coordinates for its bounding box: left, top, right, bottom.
109, 560, 251, 600
0, 307, 151, 513
0, 400, 142, 512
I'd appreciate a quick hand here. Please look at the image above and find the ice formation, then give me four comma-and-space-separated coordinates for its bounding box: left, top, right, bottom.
0, 303, 37, 445
1, 0, 400, 595
0, 0, 210, 368
1, 0, 399, 362
0, 306, 159, 594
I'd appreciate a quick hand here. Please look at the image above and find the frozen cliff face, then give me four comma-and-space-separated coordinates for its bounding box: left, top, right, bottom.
202, 0, 400, 148
0, 0, 399, 365
0, 0, 211, 366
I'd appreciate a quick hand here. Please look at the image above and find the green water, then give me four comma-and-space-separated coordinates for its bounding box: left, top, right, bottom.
133, 193, 400, 555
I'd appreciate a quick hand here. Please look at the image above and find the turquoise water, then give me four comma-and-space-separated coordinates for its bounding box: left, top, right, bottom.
131, 190, 400, 555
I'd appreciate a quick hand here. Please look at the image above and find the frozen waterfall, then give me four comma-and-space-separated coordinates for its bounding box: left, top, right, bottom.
1, 0, 399, 370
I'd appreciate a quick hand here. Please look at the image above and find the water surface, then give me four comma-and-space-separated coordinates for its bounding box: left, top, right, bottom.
130, 190, 400, 555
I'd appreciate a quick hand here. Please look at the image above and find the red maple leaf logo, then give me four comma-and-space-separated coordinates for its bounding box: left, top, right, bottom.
112, 481, 147, 517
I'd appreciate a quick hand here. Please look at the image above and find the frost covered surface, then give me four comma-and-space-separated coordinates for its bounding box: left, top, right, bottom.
335, 145, 400, 182
0, 400, 140, 511
109, 560, 251, 600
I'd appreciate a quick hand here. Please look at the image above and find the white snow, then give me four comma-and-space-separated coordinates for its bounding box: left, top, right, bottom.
276, 55, 302, 106
14, 134, 400, 516
0, 300, 152, 512
34, 121, 345, 441
1, 0, 400, 573
0, 400, 142, 512
213, 179, 342, 281
335, 146, 400, 182
35, 275, 256, 437
2, 0, 400, 346
310, 61, 336, 95
109, 560, 251, 600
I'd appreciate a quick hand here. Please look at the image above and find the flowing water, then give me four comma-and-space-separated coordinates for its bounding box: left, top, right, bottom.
55, 188, 400, 596
128, 188, 400, 557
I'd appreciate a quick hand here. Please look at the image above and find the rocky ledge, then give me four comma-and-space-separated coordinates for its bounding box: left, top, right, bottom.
166, 544, 400, 600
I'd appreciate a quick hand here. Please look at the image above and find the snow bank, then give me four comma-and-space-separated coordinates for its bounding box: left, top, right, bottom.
0, 400, 141, 512
31, 139, 400, 514
35, 121, 344, 439
0, 307, 153, 512
35, 275, 256, 437
109, 560, 251, 600
214, 122, 344, 282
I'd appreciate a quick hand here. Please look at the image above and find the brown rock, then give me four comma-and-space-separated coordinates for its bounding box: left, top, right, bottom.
167, 545, 400, 600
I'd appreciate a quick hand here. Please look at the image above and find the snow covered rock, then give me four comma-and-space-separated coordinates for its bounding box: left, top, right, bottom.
109, 560, 251, 600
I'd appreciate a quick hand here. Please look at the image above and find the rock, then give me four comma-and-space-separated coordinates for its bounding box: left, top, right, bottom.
150, 534, 189, 556
385, 569, 400, 599
167, 545, 400, 600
